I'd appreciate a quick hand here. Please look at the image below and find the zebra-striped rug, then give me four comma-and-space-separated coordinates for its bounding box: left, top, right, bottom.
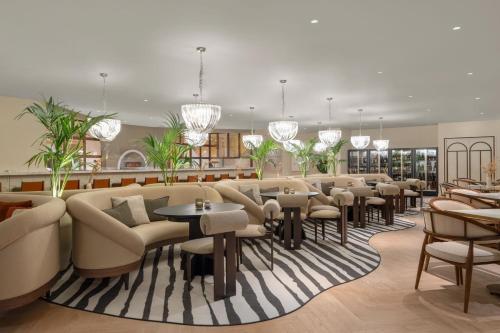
44, 215, 415, 326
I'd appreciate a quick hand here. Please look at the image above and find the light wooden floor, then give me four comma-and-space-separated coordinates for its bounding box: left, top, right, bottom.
2, 214, 500, 333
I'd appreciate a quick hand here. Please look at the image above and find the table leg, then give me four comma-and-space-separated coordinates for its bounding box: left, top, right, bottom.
360, 197, 366, 228
283, 208, 292, 250
293, 207, 302, 249
353, 197, 360, 228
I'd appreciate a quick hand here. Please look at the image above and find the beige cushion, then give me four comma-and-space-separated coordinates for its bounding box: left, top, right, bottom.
111, 195, 150, 225
366, 197, 385, 205
333, 192, 354, 206
426, 241, 500, 264
404, 189, 420, 197
348, 186, 375, 197
309, 210, 340, 219
239, 184, 263, 205
277, 194, 308, 208
262, 199, 281, 219
311, 205, 339, 212
278, 212, 307, 220
236, 224, 267, 238
181, 237, 216, 255
133, 221, 188, 246
200, 210, 249, 235
376, 183, 400, 196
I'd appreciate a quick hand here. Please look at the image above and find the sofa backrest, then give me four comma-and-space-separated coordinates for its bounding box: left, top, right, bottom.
340, 173, 393, 182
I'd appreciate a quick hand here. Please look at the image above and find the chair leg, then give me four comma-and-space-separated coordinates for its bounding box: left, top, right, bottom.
236, 238, 241, 272
225, 232, 237, 297
213, 234, 225, 300
415, 235, 429, 289
270, 233, 274, 271
185, 254, 192, 288
423, 254, 430, 271
463, 243, 474, 313
321, 220, 325, 240
314, 219, 318, 243
122, 272, 130, 290
455, 266, 461, 286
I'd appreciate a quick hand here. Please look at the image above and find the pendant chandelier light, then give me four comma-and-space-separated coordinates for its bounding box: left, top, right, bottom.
283, 139, 304, 153
350, 108, 370, 149
268, 80, 298, 142
181, 47, 221, 133
373, 116, 389, 151
242, 106, 263, 149
89, 72, 121, 142
313, 142, 328, 153
318, 97, 342, 147
185, 130, 208, 147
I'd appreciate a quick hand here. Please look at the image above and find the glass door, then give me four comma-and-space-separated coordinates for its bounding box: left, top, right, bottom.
369, 150, 389, 174
348, 150, 368, 174
391, 149, 413, 180
415, 148, 438, 193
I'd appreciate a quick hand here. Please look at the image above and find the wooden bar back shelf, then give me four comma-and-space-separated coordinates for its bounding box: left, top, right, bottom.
92, 178, 111, 189
21, 181, 44, 192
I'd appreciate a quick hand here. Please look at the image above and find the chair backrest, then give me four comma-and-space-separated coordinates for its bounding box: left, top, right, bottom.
425, 198, 498, 239
92, 178, 110, 189
376, 183, 400, 196
144, 177, 159, 185
238, 173, 246, 179
454, 178, 479, 187
449, 189, 496, 208
21, 181, 44, 192
63, 179, 80, 190
219, 173, 230, 180
249, 172, 258, 179
200, 210, 249, 236
347, 186, 374, 198
166, 176, 179, 183
121, 178, 136, 186
205, 174, 215, 182
277, 194, 308, 209
187, 175, 198, 182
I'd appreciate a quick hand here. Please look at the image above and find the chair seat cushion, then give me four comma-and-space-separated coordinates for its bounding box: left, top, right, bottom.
277, 212, 307, 220
236, 224, 267, 238
311, 205, 339, 212
180, 237, 217, 255
404, 189, 420, 197
366, 197, 386, 205
309, 210, 341, 219
426, 241, 500, 264
133, 221, 188, 246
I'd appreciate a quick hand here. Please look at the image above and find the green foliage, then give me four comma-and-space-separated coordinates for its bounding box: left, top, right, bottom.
143, 113, 192, 186
18, 97, 112, 197
249, 139, 280, 180
315, 139, 348, 175
289, 139, 317, 177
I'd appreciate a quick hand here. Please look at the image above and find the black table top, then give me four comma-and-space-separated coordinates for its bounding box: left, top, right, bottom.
154, 202, 244, 219
260, 191, 319, 198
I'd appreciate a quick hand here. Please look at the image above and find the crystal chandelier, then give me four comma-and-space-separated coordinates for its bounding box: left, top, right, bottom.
181, 47, 221, 133
373, 116, 389, 151
268, 80, 298, 142
318, 97, 342, 147
242, 106, 263, 149
313, 142, 328, 153
89, 73, 121, 142
350, 108, 370, 149
283, 139, 304, 153
184, 130, 208, 147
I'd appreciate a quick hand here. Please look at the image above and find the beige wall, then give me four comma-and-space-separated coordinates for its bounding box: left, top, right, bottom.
0, 96, 45, 172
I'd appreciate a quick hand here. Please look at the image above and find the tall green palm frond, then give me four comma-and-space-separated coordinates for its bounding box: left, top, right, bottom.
249, 139, 280, 180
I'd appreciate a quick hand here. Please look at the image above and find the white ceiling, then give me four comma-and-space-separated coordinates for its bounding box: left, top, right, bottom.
1, 0, 499, 130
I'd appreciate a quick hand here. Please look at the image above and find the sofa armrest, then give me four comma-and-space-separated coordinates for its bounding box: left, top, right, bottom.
0, 198, 65, 251
214, 184, 265, 224
67, 197, 144, 256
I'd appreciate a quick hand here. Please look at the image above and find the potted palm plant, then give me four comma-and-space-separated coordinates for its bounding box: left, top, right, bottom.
143, 113, 192, 186
249, 139, 280, 180
18, 97, 112, 198
289, 139, 317, 178
315, 139, 347, 175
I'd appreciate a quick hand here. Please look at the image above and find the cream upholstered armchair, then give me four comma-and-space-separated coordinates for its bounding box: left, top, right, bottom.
0, 194, 66, 311
416, 198, 500, 313
449, 188, 497, 208
67, 185, 221, 281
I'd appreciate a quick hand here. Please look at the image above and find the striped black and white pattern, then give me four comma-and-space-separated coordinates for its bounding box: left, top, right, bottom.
45, 216, 415, 326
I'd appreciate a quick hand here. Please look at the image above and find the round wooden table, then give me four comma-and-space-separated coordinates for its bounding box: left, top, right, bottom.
154, 203, 244, 278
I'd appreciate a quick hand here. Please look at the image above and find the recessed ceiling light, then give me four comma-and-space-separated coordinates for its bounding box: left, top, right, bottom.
310, 19, 319, 24
143, 99, 149, 102
408, 95, 413, 98
467, 72, 473, 75
480, 112, 485, 115
427, 108, 431, 112
377, 71, 383, 74
475, 97, 481, 100
229, 113, 233, 117
452, 26, 461, 31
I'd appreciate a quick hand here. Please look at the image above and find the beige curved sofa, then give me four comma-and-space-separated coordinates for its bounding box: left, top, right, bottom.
214, 179, 326, 225
0, 194, 66, 311
67, 184, 222, 279
340, 173, 393, 182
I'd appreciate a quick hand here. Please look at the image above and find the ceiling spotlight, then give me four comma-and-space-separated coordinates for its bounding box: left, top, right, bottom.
143, 99, 149, 102
408, 95, 413, 98
377, 71, 383, 74
467, 72, 473, 75
427, 109, 431, 112
310, 19, 319, 24
475, 97, 481, 100
452, 26, 461, 31
480, 112, 485, 115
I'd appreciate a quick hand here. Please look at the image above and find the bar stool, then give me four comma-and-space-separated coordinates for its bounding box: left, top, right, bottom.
277, 194, 308, 250
166, 176, 179, 183
180, 210, 248, 300
238, 173, 246, 179
204, 174, 215, 182
348, 187, 374, 228
21, 181, 44, 192
120, 178, 136, 186
219, 173, 230, 180
187, 175, 198, 182
92, 178, 110, 189
249, 172, 258, 179
406, 178, 426, 208
329, 191, 354, 245
144, 177, 159, 185
63, 179, 80, 190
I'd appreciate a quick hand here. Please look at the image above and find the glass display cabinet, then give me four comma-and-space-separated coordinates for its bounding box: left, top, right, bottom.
348, 147, 438, 194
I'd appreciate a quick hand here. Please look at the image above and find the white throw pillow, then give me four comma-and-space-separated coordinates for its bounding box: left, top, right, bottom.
239, 184, 263, 205
111, 195, 150, 225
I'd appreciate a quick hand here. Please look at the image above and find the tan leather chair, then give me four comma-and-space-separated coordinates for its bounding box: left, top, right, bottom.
0, 194, 66, 311
67, 185, 222, 281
